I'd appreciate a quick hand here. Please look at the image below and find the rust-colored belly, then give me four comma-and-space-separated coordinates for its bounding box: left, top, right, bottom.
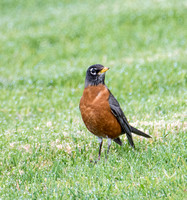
79, 85, 122, 139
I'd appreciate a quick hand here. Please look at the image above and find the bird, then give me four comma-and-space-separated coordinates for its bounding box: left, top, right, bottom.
79, 64, 151, 160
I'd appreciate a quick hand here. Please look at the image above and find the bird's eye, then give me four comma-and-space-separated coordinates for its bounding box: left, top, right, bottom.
90, 68, 97, 75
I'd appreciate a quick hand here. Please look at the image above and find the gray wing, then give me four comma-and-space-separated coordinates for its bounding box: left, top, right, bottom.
108, 91, 135, 148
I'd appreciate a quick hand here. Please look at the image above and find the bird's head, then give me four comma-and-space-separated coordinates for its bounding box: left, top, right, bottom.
85, 64, 109, 88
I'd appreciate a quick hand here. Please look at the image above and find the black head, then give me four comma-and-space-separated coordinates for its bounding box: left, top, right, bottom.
85, 64, 109, 88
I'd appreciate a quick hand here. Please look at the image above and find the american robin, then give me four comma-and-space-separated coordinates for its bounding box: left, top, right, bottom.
79, 64, 151, 160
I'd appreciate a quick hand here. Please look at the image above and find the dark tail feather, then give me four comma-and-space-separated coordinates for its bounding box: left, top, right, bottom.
126, 133, 135, 148
113, 137, 123, 146
114, 136, 135, 149
131, 126, 152, 138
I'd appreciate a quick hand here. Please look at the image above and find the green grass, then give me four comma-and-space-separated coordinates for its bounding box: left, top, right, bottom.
0, 0, 186, 199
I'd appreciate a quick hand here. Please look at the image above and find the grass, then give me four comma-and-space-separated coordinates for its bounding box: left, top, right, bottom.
0, 0, 186, 199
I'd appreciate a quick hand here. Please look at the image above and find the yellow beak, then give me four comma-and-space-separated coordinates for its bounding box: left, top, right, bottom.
99, 67, 109, 74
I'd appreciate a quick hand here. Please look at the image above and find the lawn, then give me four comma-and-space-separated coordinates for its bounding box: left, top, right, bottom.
0, 0, 186, 199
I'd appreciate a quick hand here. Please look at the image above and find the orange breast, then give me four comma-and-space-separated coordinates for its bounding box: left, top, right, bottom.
79, 85, 122, 139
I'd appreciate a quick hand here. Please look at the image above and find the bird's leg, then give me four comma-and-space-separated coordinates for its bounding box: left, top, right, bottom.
98, 137, 103, 160
106, 138, 112, 159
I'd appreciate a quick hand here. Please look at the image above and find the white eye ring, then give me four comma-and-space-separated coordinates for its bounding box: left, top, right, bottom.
90, 68, 97, 75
